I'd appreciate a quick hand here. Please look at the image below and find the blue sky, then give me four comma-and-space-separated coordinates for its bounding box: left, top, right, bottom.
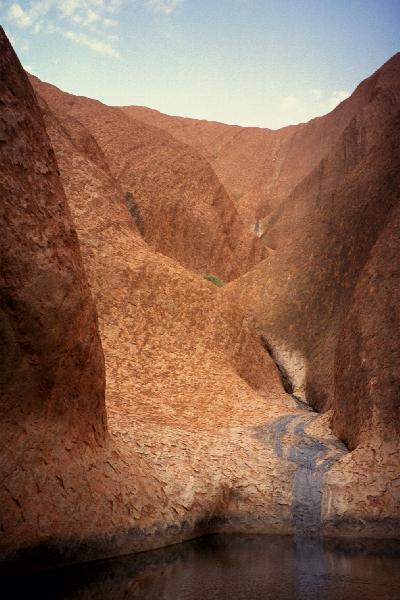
1, 0, 399, 128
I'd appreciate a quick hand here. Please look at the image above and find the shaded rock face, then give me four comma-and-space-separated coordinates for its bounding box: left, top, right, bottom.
333, 203, 400, 450
30, 76, 267, 283
0, 29, 164, 565
0, 27, 116, 555
320, 206, 400, 536
0, 29, 105, 438
226, 53, 400, 412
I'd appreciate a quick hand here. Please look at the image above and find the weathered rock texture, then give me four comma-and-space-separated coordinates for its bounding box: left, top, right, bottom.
122, 80, 373, 233
323, 203, 400, 535
30, 80, 323, 550
0, 29, 338, 565
122, 54, 400, 414
121, 53, 400, 537
0, 26, 399, 568
225, 56, 399, 536
225, 54, 400, 412
33, 51, 400, 547
0, 30, 105, 438
30, 76, 267, 283
333, 203, 400, 451
0, 26, 160, 561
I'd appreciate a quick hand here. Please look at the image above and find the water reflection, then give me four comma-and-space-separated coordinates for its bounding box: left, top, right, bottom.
7, 534, 400, 600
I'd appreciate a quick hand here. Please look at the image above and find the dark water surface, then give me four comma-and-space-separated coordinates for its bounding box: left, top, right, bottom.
6, 534, 400, 600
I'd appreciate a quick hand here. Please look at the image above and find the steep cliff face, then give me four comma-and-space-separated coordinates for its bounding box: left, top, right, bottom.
0, 26, 106, 554
1, 26, 399, 568
33, 90, 308, 546
35, 98, 279, 420
122, 68, 378, 232
0, 27, 166, 564
333, 203, 400, 452
226, 53, 400, 412
0, 30, 328, 563
30, 77, 267, 282
321, 204, 400, 536
0, 30, 105, 440
34, 50, 400, 548
2, 30, 279, 561
219, 55, 400, 535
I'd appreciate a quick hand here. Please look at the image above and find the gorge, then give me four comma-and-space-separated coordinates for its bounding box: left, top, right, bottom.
0, 24, 399, 587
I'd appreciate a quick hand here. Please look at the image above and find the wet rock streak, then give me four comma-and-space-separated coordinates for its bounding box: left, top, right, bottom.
253, 415, 348, 535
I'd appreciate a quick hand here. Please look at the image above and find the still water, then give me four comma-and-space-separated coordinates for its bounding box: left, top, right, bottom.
7, 534, 400, 600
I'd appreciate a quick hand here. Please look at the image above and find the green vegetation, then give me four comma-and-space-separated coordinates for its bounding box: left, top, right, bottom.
202, 273, 225, 288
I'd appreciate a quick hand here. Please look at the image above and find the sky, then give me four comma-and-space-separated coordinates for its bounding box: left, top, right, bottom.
1, 0, 399, 129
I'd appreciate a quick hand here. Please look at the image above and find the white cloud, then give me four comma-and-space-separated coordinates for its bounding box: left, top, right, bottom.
145, 0, 183, 15
63, 29, 119, 56
2, 0, 123, 57
7, 3, 32, 28
103, 16, 117, 26
310, 88, 322, 99
277, 86, 353, 124
281, 95, 298, 110
59, 0, 80, 17
110, 0, 123, 12
7, 1, 56, 31
327, 89, 351, 110
86, 8, 100, 22
70, 7, 101, 25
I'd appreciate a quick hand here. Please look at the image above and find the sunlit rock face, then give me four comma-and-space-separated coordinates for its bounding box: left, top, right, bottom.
123, 54, 400, 537
0, 28, 304, 564
29, 76, 267, 284
121, 76, 375, 232
123, 54, 400, 416
29, 71, 310, 550
0, 25, 399, 569
31, 51, 400, 547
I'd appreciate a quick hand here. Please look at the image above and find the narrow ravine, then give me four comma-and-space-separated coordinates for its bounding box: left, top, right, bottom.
257, 336, 349, 535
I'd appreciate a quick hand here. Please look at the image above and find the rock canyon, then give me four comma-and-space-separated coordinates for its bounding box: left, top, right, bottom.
0, 28, 399, 568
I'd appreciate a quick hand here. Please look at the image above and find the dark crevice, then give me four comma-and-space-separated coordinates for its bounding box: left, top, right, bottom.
291, 394, 315, 412
124, 191, 145, 236
260, 336, 315, 413
260, 336, 293, 394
